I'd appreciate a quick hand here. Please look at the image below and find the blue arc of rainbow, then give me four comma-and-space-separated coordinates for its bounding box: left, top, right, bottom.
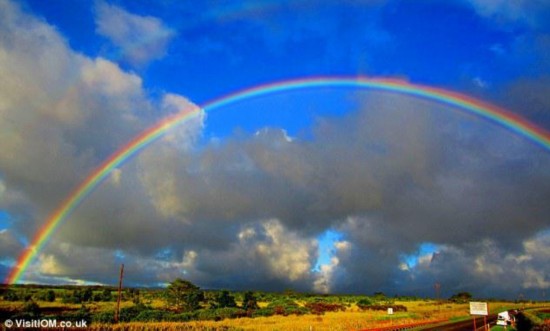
6, 76, 550, 284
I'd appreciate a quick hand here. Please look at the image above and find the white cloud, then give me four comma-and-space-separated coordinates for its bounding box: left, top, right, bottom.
254, 219, 316, 282
137, 147, 187, 219
237, 219, 316, 282
473, 76, 488, 88
464, 0, 549, 28
95, 2, 176, 66
0, 0, 202, 282
161, 93, 205, 149
313, 240, 350, 293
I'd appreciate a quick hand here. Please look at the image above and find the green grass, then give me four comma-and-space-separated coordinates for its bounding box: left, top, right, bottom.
535, 311, 550, 320
491, 326, 516, 331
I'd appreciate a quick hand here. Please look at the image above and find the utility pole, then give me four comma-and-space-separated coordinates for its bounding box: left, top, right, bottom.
114, 264, 124, 323
434, 282, 441, 311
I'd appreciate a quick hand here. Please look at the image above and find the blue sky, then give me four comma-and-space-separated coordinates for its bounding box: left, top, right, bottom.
0, 0, 549, 298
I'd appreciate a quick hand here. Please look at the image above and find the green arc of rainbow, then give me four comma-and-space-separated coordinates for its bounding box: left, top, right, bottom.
6, 76, 550, 284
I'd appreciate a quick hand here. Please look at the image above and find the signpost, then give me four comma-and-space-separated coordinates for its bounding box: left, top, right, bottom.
469, 302, 489, 331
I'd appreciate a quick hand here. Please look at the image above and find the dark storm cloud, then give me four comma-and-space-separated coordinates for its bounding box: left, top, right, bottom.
131, 91, 549, 294
504, 76, 550, 126
0, 230, 23, 260
2, 0, 548, 296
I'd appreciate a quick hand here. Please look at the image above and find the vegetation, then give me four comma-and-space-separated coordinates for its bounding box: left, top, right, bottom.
1, 281, 548, 330
165, 278, 204, 312
449, 291, 473, 303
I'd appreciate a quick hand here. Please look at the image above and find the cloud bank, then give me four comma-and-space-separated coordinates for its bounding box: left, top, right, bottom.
0, 0, 548, 299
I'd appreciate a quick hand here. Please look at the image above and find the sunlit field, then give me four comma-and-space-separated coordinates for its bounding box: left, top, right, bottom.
2, 286, 546, 331
83, 301, 542, 330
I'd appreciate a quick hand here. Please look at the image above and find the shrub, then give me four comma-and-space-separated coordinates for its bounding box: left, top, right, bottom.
134, 310, 172, 322
251, 308, 275, 318
102, 288, 113, 301
357, 304, 408, 312
23, 300, 41, 318
196, 307, 246, 321
267, 299, 309, 316
169, 311, 198, 322
356, 298, 373, 309
118, 303, 149, 322
62, 305, 91, 324
305, 302, 346, 315
13, 300, 41, 319
3, 289, 19, 301
92, 310, 115, 323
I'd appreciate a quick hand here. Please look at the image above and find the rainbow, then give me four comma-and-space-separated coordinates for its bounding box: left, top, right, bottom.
6, 76, 550, 284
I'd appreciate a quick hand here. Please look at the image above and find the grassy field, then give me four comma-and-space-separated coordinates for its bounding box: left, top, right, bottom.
490, 326, 516, 331
82, 301, 542, 331
1, 285, 548, 331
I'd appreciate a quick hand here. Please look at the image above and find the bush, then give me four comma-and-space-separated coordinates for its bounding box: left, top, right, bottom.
357, 304, 407, 312
169, 311, 198, 322
3, 289, 19, 301
251, 308, 275, 318
62, 305, 91, 324
267, 299, 309, 316
305, 302, 346, 315
356, 298, 373, 309
23, 300, 41, 318
62, 290, 83, 304
92, 310, 115, 323
196, 307, 246, 321
267, 298, 299, 309
118, 303, 149, 322
134, 310, 172, 322
102, 288, 113, 301
13, 300, 41, 319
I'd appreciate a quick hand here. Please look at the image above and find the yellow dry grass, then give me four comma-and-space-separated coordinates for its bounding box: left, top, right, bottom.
3, 298, 544, 331
83, 300, 477, 331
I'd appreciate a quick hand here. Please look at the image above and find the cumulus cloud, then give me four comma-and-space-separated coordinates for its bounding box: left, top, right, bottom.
250, 219, 316, 282
128, 90, 549, 296
1, 0, 548, 298
314, 240, 350, 293
95, 1, 175, 66
392, 232, 550, 298
0, 0, 201, 280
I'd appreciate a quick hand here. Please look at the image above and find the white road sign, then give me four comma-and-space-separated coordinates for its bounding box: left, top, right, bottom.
469, 301, 488, 316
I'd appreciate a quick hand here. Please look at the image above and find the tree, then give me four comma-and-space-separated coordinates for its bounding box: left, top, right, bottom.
449, 292, 472, 303
82, 287, 93, 302
242, 291, 259, 311
102, 288, 112, 301
165, 278, 204, 311
46, 290, 55, 302
22, 300, 41, 318
214, 290, 237, 308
